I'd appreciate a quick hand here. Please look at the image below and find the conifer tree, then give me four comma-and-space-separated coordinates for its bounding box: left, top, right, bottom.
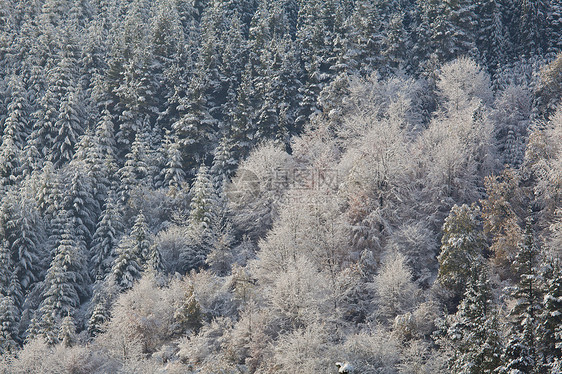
40, 219, 88, 323
210, 136, 237, 189
88, 297, 110, 337
110, 211, 151, 290
63, 163, 100, 249
118, 126, 153, 203
498, 216, 543, 373
539, 258, 562, 371
173, 284, 203, 334
90, 192, 123, 280
160, 132, 186, 190
110, 236, 143, 291
0, 294, 19, 353
51, 87, 84, 168
437, 204, 486, 303
181, 165, 220, 271
58, 314, 76, 347
445, 266, 502, 373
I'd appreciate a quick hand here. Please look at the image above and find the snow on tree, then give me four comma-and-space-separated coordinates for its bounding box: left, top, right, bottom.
498, 216, 544, 373
173, 283, 203, 335
58, 314, 76, 347
371, 251, 420, 323
110, 211, 151, 290
159, 132, 186, 190
535, 52, 562, 120
62, 162, 100, 248
0, 188, 44, 296
437, 57, 493, 114
437, 204, 486, 303
0, 294, 19, 354
539, 256, 562, 371
90, 192, 123, 280
87, 297, 110, 338
438, 266, 502, 373
40, 218, 89, 324
480, 168, 524, 275
492, 84, 532, 167
51, 87, 84, 168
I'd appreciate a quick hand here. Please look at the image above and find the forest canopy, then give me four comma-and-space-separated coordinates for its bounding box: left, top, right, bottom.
0, 0, 561, 373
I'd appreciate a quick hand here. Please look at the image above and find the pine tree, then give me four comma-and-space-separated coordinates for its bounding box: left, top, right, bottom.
130, 210, 152, 264
159, 132, 186, 190
90, 192, 123, 280
0, 294, 19, 353
445, 266, 502, 373
110, 211, 151, 290
515, 0, 551, 58
51, 87, 84, 168
475, 0, 510, 75
118, 126, 153, 203
88, 298, 110, 337
181, 165, 219, 271
1, 75, 31, 181
63, 163, 100, 249
1, 190, 44, 295
173, 284, 203, 334
40, 219, 88, 323
172, 74, 218, 176
539, 258, 562, 371
229, 63, 257, 160
0, 241, 11, 298
58, 314, 76, 347
110, 236, 143, 291
210, 136, 237, 189
498, 216, 543, 373
437, 204, 486, 303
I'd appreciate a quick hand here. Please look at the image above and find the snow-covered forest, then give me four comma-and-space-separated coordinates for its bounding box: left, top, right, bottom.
0, 0, 561, 372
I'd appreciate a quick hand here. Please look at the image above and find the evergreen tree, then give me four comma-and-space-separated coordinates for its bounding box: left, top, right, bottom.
173, 284, 203, 334
110, 236, 143, 291
0, 241, 11, 298
437, 204, 486, 304
444, 267, 502, 373
1, 190, 44, 295
90, 192, 123, 280
110, 211, 151, 290
181, 165, 220, 271
87, 297, 110, 337
40, 219, 88, 323
188, 165, 216, 229
515, 0, 551, 58
58, 314, 76, 347
118, 125, 153, 203
498, 216, 543, 373
539, 258, 562, 371
0, 294, 19, 353
210, 136, 237, 189
475, 0, 510, 75
159, 132, 186, 190
63, 163, 99, 248
2, 74, 30, 150
229, 63, 257, 160
51, 85, 84, 168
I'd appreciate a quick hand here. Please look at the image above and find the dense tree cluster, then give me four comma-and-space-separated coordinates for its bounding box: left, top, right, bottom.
0, 0, 561, 372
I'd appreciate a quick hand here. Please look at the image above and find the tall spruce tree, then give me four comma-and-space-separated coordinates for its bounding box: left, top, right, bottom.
437, 204, 486, 305
498, 216, 543, 373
